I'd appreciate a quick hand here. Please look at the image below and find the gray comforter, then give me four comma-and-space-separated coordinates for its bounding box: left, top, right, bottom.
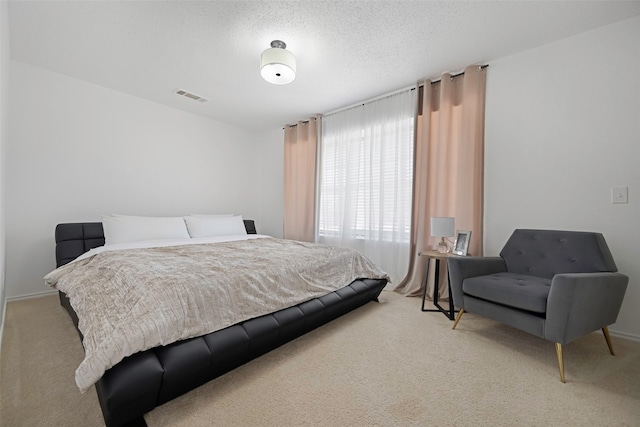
45, 237, 389, 392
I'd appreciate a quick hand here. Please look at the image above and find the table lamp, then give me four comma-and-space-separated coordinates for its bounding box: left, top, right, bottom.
431, 217, 455, 253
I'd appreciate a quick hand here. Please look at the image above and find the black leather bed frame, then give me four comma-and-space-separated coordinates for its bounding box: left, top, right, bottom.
54, 221, 387, 427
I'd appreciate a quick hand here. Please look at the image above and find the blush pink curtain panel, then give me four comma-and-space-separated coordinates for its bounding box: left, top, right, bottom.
395, 65, 487, 298
283, 117, 320, 242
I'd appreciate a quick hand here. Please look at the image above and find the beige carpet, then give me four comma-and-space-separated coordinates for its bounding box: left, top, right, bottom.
2, 291, 640, 427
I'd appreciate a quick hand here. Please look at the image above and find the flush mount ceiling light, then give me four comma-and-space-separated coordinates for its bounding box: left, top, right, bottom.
260, 40, 296, 85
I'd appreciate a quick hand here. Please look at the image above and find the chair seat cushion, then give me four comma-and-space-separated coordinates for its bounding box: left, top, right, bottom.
462, 272, 551, 314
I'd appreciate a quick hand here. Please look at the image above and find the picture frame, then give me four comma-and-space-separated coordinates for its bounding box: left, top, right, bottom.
452, 230, 471, 256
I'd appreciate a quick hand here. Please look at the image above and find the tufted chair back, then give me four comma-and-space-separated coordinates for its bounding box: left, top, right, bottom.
499, 229, 618, 279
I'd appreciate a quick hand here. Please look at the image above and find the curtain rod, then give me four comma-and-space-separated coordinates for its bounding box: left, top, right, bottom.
423, 64, 489, 86
284, 118, 312, 129
320, 64, 489, 119
322, 84, 417, 117
285, 64, 489, 128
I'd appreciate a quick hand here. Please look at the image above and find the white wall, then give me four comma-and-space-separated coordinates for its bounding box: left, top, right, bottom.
485, 16, 640, 339
6, 61, 284, 299
257, 126, 285, 238
0, 0, 9, 344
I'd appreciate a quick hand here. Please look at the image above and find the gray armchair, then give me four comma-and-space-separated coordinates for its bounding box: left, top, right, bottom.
448, 229, 628, 382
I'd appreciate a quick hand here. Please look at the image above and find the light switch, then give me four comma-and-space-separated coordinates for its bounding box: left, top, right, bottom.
611, 186, 628, 204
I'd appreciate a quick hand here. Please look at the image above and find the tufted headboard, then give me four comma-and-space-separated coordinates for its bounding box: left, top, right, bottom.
499, 229, 618, 279
55, 220, 257, 267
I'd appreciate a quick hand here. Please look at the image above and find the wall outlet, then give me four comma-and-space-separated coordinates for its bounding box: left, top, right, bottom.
611, 186, 628, 204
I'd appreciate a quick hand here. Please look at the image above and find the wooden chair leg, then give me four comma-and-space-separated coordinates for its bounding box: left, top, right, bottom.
452, 309, 464, 330
602, 326, 615, 356
555, 343, 566, 383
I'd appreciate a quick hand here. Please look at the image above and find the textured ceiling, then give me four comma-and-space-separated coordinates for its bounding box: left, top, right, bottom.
8, 1, 640, 131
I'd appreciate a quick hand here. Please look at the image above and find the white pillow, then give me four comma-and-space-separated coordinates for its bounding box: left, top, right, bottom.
102, 215, 190, 245
184, 215, 247, 238
189, 214, 236, 217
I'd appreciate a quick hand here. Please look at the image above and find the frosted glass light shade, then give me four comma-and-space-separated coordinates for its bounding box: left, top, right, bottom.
260, 41, 296, 85
430, 217, 455, 238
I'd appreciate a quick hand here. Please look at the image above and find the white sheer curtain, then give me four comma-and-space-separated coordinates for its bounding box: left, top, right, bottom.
318, 88, 416, 285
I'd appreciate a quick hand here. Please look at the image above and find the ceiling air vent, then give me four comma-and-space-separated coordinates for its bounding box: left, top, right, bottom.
175, 89, 208, 103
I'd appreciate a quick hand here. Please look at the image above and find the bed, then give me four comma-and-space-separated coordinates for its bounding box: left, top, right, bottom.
49, 219, 388, 427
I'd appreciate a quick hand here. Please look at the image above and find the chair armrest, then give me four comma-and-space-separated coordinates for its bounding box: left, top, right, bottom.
447, 257, 506, 309
545, 272, 629, 344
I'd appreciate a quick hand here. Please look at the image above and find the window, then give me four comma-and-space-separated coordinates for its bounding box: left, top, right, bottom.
318, 89, 416, 283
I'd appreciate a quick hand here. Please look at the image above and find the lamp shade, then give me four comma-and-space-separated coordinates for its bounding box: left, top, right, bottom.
260, 40, 296, 85
430, 217, 455, 237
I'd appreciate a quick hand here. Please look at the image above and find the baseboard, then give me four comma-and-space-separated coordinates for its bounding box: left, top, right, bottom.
1, 290, 59, 355
609, 329, 640, 343
0, 296, 6, 354
1, 290, 57, 352
6, 289, 57, 302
